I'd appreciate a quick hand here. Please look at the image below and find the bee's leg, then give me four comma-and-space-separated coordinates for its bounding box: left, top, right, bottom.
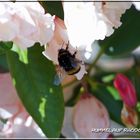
66, 41, 69, 50
72, 46, 78, 57
73, 51, 77, 57
76, 59, 84, 65
81, 61, 85, 65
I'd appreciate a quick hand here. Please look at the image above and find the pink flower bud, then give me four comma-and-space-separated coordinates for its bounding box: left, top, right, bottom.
72, 93, 110, 138
114, 73, 137, 107
121, 104, 138, 128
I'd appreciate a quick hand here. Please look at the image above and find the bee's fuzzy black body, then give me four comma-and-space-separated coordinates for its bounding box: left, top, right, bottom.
58, 48, 81, 75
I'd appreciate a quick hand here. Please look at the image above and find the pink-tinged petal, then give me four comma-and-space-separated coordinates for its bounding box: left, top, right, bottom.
94, 1, 131, 38
0, 72, 29, 136
121, 104, 138, 128
0, 72, 44, 138
43, 16, 68, 64
0, 73, 20, 109
43, 41, 59, 65
0, 2, 54, 49
0, 3, 18, 41
13, 4, 37, 36
4, 125, 44, 138
73, 94, 110, 138
0, 21, 18, 41
114, 73, 137, 107
100, 2, 131, 28
35, 14, 55, 45
52, 16, 68, 45
13, 36, 35, 49
13, 2, 54, 48
0, 72, 27, 118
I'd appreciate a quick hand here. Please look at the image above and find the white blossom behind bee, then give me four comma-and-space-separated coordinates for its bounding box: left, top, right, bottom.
63, 1, 131, 49
132, 1, 140, 11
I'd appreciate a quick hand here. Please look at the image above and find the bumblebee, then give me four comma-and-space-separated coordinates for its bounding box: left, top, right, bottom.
54, 42, 82, 85
58, 43, 81, 75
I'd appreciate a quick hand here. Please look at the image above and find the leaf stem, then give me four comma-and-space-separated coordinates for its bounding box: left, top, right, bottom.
62, 78, 77, 88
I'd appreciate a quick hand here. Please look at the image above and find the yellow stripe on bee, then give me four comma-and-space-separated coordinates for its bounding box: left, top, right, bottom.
67, 66, 81, 75
59, 52, 68, 56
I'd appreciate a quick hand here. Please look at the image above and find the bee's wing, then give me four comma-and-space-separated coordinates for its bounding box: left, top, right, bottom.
70, 57, 82, 68
53, 66, 67, 86
53, 74, 62, 86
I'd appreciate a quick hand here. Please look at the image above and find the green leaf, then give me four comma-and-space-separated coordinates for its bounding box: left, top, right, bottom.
106, 86, 121, 100
6, 44, 64, 138
99, 6, 140, 56
126, 66, 140, 102
0, 41, 13, 50
102, 74, 115, 83
89, 83, 123, 124
40, 1, 64, 20
0, 41, 13, 55
0, 54, 9, 72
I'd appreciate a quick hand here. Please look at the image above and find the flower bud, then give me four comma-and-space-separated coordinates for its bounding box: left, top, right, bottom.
121, 104, 138, 128
72, 93, 110, 138
114, 73, 137, 107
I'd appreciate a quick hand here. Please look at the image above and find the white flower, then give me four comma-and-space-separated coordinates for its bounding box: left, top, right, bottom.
43, 1, 131, 82
63, 2, 98, 49
43, 17, 87, 81
0, 2, 54, 49
132, 1, 140, 10
63, 1, 131, 49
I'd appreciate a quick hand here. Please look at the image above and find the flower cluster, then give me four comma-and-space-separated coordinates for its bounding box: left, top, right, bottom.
0, 1, 140, 138
0, 1, 54, 49
0, 1, 139, 80
43, 1, 132, 80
